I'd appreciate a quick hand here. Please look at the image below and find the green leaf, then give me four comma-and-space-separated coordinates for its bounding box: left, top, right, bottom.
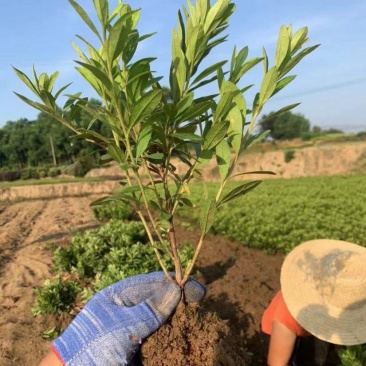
135, 126, 152, 158
260, 103, 300, 124
176, 92, 194, 116
72, 41, 88, 62
68, 0, 102, 43
93, 0, 109, 30
191, 60, 227, 85
224, 83, 246, 154
275, 25, 290, 69
219, 180, 262, 205
291, 27, 308, 54
170, 133, 203, 142
90, 196, 121, 207
146, 152, 165, 163
199, 197, 216, 234
179, 197, 194, 207
203, 121, 230, 150
196, 150, 213, 168
148, 200, 162, 211
216, 139, 231, 181
76, 67, 103, 95
77, 129, 109, 144
189, 75, 218, 92
231, 57, 263, 83
130, 89, 162, 127
108, 10, 140, 61
108, 143, 126, 164
14, 92, 55, 115
204, 0, 229, 34
176, 101, 212, 123
170, 28, 187, 100
229, 170, 275, 180
13, 67, 40, 97
39, 90, 56, 110
75, 61, 112, 90
216, 81, 240, 117
235, 46, 249, 69
47, 71, 59, 92
272, 75, 296, 96
185, 25, 205, 65
242, 130, 270, 151
262, 47, 268, 74
97, 154, 114, 166
259, 66, 278, 105
227, 105, 244, 154
54, 83, 72, 100
280, 45, 320, 77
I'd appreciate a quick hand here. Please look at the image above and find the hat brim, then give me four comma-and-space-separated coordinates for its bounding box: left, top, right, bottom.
281, 239, 366, 345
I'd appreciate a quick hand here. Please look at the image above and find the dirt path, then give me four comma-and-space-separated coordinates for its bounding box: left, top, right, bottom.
0, 196, 101, 365
0, 195, 284, 366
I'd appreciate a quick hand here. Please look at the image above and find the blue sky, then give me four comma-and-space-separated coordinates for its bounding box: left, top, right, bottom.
1, 0, 365, 132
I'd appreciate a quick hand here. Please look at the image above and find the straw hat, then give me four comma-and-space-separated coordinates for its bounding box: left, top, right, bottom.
281, 239, 366, 345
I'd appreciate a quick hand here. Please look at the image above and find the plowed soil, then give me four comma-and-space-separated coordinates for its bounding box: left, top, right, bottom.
0, 195, 283, 366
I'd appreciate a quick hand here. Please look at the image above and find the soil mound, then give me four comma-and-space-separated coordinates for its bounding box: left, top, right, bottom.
141, 302, 250, 366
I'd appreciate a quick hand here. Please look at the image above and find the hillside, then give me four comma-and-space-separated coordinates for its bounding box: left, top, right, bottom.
86, 140, 366, 181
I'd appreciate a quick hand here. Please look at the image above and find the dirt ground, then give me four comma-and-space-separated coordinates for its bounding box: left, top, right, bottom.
0, 193, 284, 366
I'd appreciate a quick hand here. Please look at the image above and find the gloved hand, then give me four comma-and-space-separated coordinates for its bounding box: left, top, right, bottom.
52, 272, 205, 366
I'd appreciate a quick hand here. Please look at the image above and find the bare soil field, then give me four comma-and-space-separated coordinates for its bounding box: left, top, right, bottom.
0, 194, 283, 366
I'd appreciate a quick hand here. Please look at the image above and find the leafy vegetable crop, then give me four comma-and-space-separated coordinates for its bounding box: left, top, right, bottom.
178, 175, 366, 253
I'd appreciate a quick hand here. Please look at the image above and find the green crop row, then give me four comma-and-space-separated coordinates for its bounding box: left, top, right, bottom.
178, 175, 366, 254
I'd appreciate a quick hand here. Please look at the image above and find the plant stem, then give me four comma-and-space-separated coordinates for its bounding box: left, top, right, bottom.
168, 221, 183, 286
137, 211, 172, 281
182, 232, 205, 285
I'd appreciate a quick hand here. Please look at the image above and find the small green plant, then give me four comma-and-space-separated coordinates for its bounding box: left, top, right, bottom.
41, 327, 62, 340
32, 278, 81, 315
15, 0, 318, 287
284, 150, 296, 163
338, 345, 366, 366
52, 220, 194, 299
92, 201, 133, 221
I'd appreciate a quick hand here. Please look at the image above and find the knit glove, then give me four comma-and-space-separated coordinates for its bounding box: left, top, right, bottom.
52, 272, 205, 366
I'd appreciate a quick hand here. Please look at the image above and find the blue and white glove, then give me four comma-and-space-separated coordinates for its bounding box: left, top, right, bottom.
52, 272, 205, 365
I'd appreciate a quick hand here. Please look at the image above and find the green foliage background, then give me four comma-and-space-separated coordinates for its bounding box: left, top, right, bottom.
178, 175, 366, 254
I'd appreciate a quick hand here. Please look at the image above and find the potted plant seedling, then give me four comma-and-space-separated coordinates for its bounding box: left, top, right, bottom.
14, 0, 318, 363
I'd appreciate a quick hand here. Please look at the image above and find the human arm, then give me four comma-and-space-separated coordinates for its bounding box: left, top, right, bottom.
37, 272, 205, 366
38, 350, 63, 366
267, 321, 297, 366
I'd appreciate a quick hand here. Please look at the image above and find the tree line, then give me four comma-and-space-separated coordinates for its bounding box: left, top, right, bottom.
0, 99, 110, 176
0, 99, 356, 179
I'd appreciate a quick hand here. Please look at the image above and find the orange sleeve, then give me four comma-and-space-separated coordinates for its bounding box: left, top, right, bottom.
262, 291, 307, 337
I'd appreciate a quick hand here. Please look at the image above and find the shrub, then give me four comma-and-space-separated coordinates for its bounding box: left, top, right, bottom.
21, 167, 39, 180
48, 167, 62, 178
53, 220, 148, 278
92, 202, 133, 222
338, 345, 366, 366
32, 278, 81, 315
284, 150, 296, 163
0, 170, 20, 182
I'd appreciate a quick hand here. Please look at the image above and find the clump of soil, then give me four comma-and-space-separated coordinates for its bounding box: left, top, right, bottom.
140, 302, 251, 366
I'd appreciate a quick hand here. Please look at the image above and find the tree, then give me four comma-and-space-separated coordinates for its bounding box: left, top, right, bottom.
15, 0, 318, 287
260, 111, 310, 140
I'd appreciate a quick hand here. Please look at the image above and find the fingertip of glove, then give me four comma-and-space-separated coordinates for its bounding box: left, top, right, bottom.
184, 279, 206, 303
